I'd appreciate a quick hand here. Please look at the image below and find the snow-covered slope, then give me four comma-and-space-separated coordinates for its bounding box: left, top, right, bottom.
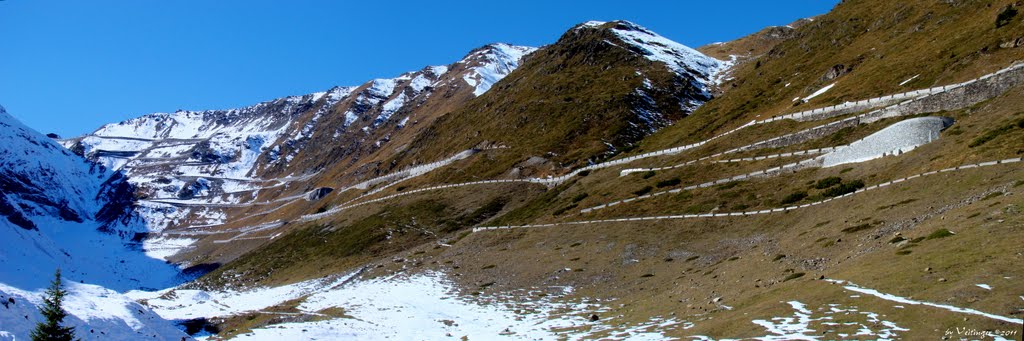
2, 106, 107, 232
460, 43, 537, 96
0, 105, 189, 340
82, 87, 352, 178
0, 282, 190, 341
68, 89, 349, 231
1, 105, 181, 290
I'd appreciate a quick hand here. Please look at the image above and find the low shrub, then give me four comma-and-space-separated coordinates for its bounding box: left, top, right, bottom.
783, 272, 805, 281
780, 191, 808, 205
841, 223, 872, 233
926, 228, 955, 240
814, 176, 842, 189
822, 180, 865, 197
996, 5, 1018, 28
552, 204, 577, 216
633, 186, 653, 196
656, 178, 681, 188
981, 192, 1004, 201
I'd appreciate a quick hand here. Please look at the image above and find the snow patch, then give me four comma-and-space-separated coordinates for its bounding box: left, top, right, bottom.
827, 279, 1023, 324
142, 235, 197, 261
196, 272, 688, 340
694, 300, 907, 341
376, 92, 407, 125
899, 74, 919, 86
799, 82, 836, 102
820, 116, 952, 167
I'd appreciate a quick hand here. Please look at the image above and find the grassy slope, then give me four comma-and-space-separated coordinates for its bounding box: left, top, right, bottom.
397, 22, 709, 177
191, 21, 723, 284
193, 1, 1024, 337
697, 17, 812, 62
638, 0, 1024, 154
419, 1, 1024, 338
433, 86, 1024, 339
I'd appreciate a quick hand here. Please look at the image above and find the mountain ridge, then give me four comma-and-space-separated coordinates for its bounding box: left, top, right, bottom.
63, 20, 725, 272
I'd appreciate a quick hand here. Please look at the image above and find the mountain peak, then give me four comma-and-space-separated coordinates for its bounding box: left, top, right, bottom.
466, 42, 535, 56
459, 43, 538, 96
575, 20, 725, 85
581, 20, 724, 83
575, 19, 646, 32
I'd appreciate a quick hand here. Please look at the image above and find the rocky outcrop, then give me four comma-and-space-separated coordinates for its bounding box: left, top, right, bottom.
306, 187, 334, 201
95, 171, 143, 236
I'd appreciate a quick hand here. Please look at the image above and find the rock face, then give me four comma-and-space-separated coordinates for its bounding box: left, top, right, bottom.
821, 116, 954, 167
306, 187, 334, 201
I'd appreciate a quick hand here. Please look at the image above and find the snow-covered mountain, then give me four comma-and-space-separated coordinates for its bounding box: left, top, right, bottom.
0, 105, 189, 340
65, 43, 539, 249
62, 21, 729, 270
45, 17, 730, 272
67, 90, 344, 233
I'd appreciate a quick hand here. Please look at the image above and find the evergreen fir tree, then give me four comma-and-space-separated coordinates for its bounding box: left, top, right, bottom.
30, 269, 77, 341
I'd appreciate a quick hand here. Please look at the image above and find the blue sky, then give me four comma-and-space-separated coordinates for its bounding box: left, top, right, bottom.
0, 0, 838, 136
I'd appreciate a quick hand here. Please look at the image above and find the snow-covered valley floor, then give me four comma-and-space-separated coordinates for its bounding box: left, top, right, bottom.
128, 271, 691, 340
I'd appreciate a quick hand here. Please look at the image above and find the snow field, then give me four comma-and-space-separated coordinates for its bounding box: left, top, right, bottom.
131, 271, 688, 341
